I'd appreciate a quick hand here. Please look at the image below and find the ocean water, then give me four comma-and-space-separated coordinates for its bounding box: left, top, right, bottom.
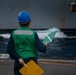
0, 27, 76, 59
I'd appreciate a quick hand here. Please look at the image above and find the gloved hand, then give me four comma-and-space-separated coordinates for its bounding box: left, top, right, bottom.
18, 58, 25, 66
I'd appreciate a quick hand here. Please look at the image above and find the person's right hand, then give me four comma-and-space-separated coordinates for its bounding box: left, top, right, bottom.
18, 58, 25, 66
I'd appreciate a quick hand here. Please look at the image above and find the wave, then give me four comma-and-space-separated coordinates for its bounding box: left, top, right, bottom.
36, 27, 67, 39
0, 27, 76, 39
0, 33, 10, 39
0, 54, 9, 59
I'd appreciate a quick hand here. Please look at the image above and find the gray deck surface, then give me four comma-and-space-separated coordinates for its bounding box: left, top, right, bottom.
0, 59, 76, 75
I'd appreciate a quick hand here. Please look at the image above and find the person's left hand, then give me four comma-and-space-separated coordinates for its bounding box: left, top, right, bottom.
44, 44, 48, 47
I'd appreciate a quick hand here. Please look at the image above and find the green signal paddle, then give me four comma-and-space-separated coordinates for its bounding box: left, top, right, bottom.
43, 31, 57, 44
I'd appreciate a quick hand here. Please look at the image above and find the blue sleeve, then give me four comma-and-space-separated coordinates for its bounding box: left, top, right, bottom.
7, 34, 21, 60
35, 32, 47, 53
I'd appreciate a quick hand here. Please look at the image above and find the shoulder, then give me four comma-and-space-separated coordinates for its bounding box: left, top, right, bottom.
30, 29, 37, 35
11, 29, 18, 36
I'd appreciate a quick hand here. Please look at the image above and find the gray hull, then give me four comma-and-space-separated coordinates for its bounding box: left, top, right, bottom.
0, 0, 76, 29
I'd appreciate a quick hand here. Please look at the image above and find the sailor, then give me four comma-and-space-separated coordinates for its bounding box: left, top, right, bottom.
7, 11, 48, 75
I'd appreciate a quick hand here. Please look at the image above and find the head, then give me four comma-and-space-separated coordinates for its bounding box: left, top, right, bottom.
18, 11, 31, 27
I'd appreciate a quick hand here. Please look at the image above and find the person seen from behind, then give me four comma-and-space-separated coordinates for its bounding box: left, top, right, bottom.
7, 11, 48, 75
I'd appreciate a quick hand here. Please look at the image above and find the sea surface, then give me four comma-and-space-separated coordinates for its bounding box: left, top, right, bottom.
0, 27, 76, 60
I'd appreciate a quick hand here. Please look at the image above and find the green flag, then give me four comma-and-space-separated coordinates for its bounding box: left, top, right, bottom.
43, 31, 57, 44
